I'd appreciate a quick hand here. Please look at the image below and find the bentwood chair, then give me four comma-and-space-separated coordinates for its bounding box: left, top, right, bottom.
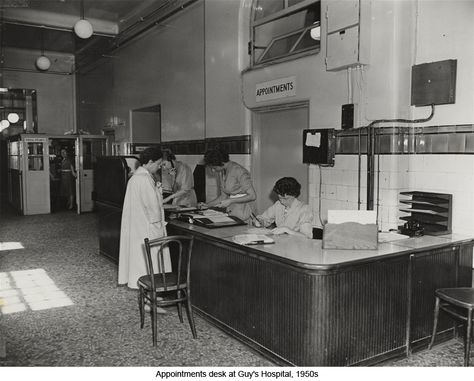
428, 287, 474, 366
138, 235, 197, 346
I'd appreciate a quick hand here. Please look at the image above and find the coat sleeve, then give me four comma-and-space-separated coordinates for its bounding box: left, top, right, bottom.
136, 176, 162, 224
237, 168, 254, 193
297, 204, 314, 238
257, 202, 277, 227
176, 164, 194, 192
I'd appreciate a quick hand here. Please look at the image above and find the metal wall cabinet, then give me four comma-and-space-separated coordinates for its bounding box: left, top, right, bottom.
325, 0, 371, 71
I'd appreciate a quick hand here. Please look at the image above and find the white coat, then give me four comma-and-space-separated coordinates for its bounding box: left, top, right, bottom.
118, 166, 171, 289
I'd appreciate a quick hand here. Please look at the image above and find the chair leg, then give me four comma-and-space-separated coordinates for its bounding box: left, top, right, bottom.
185, 293, 197, 339
138, 287, 145, 329
177, 290, 184, 323
429, 296, 440, 350
465, 309, 472, 367
151, 295, 157, 347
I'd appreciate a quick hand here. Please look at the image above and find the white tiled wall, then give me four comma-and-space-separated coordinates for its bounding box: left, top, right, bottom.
406, 155, 474, 236
309, 154, 474, 236
309, 155, 367, 228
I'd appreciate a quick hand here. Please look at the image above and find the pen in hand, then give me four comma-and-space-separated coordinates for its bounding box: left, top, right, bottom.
250, 212, 262, 228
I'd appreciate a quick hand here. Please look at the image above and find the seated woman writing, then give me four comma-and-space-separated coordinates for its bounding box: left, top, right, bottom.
255, 177, 313, 239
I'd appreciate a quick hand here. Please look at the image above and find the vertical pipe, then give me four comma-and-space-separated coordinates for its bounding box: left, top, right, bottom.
357, 128, 361, 210
376, 130, 380, 224
367, 125, 375, 210
406, 254, 414, 356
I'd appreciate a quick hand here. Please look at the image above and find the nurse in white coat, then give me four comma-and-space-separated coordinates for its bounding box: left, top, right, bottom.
118, 147, 171, 289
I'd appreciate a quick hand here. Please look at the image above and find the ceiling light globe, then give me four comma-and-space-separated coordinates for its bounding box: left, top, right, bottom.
36, 55, 51, 71
7, 113, 20, 123
74, 19, 93, 39
0, 120, 11, 129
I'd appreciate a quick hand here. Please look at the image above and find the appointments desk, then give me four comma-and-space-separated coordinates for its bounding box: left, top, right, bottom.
168, 221, 473, 366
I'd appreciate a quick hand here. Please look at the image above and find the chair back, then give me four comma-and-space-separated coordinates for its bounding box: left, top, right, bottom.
143, 235, 194, 292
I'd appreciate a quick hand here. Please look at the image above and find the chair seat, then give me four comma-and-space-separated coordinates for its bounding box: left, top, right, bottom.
139, 235, 197, 345
138, 272, 186, 291
436, 288, 474, 309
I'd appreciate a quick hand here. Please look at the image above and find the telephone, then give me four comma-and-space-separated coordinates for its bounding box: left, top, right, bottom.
401, 220, 424, 237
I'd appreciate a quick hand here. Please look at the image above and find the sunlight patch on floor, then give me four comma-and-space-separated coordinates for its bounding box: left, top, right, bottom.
0, 242, 25, 251
0, 269, 73, 314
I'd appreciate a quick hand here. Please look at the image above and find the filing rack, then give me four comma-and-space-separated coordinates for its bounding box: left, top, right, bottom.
399, 191, 452, 235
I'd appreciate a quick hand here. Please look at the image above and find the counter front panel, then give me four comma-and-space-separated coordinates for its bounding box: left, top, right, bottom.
168, 221, 473, 366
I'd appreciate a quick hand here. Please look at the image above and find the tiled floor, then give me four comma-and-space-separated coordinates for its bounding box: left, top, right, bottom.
0, 206, 472, 367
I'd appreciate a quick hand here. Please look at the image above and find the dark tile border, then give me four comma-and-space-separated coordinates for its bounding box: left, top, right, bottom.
161, 135, 251, 155
335, 124, 474, 155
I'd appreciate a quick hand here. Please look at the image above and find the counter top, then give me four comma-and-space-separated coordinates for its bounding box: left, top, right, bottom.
168, 220, 474, 271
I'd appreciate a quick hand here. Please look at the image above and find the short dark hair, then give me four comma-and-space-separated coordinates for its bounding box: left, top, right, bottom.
139, 147, 163, 165
273, 177, 301, 198
203, 148, 229, 167
162, 149, 176, 161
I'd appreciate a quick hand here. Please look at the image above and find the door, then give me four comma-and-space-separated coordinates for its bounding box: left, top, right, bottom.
77, 136, 106, 213
252, 105, 309, 213
22, 136, 50, 215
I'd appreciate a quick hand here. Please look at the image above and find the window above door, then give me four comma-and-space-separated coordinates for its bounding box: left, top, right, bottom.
250, 0, 321, 67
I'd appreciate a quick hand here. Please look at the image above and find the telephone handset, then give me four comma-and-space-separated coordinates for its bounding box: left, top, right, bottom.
401, 220, 424, 237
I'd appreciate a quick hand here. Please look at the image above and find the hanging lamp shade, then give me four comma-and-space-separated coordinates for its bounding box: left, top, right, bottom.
7, 112, 19, 123
74, 0, 93, 39
36, 55, 51, 71
35, 26, 51, 71
74, 19, 93, 39
0, 119, 10, 129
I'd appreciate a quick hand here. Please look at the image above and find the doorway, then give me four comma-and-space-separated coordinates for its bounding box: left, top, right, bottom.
130, 104, 161, 143
252, 104, 309, 213
49, 137, 76, 212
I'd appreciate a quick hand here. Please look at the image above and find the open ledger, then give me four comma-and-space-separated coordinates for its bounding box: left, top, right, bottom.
178, 209, 247, 228
233, 234, 275, 245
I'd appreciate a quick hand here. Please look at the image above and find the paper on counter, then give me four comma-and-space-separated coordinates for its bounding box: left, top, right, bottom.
233, 234, 275, 245
378, 232, 409, 243
199, 209, 227, 216
203, 215, 236, 223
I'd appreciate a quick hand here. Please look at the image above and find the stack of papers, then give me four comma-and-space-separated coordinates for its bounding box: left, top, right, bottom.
232, 234, 275, 246
199, 209, 227, 217
199, 215, 236, 223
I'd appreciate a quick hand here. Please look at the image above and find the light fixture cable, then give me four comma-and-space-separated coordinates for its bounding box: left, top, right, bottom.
35, 26, 51, 71
74, 0, 93, 39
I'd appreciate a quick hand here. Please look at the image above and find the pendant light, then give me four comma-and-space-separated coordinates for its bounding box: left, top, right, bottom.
0, 13, 7, 130
35, 27, 51, 71
74, 0, 93, 39
0, 116, 10, 130
7, 92, 19, 123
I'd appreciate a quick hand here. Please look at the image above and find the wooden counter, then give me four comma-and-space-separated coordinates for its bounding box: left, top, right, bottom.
168, 221, 474, 366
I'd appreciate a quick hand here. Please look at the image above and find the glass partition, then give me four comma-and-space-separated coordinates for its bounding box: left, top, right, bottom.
0, 88, 38, 136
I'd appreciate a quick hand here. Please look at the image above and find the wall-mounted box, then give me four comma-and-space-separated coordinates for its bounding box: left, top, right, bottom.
411, 59, 457, 106
325, 0, 371, 71
303, 128, 336, 165
341, 103, 355, 129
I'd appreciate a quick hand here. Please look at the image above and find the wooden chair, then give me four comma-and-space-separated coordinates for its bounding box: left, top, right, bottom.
138, 235, 197, 346
429, 287, 474, 366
